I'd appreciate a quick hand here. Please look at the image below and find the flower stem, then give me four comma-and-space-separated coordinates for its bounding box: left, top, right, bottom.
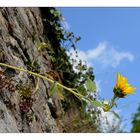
110, 94, 117, 108
0, 63, 83, 98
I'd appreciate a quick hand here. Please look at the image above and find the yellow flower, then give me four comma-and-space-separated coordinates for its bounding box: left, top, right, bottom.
113, 73, 136, 98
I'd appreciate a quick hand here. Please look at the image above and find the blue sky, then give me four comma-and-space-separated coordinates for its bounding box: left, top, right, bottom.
59, 8, 140, 132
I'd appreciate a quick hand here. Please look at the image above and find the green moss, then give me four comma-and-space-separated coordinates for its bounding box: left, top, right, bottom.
26, 110, 35, 124
18, 84, 32, 99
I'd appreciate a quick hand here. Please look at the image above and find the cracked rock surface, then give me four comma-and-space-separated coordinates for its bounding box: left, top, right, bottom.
0, 8, 61, 133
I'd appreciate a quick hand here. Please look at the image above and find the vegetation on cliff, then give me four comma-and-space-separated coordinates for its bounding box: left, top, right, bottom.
0, 7, 136, 132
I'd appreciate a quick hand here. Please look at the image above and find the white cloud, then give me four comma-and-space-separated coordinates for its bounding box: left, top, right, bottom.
75, 41, 134, 68
88, 43, 106, 59
98, 109, 122, 132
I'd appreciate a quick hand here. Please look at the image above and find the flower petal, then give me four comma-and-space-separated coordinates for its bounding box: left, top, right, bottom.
114, 73, 136, 97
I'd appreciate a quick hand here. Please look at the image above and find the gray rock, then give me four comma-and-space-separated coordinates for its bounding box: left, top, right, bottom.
0, 8, 61, 133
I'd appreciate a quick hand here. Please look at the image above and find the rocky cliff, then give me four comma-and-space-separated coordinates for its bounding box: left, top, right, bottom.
0, 7, 63, 132
0, 7, 98, 133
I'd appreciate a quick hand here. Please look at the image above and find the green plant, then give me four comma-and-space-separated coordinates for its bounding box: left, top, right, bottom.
18, 83, 32, 98
131, 103, 140, 132
0, 62, 132, 116
26, 59, 40, 73
17, 83, 33, 113
17, 77, 39, 114
41, 9, 96, 116
0, 63, 101, 108
26, 110, 35, 124
36, 41, 48, 50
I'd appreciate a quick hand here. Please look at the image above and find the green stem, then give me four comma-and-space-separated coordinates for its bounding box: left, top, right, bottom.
102, 94, 118, 112
110, 94, 117, 108
0, 63, 83, 98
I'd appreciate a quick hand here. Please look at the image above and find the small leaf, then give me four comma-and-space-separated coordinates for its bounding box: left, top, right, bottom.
50, 9, 54, 14
110, 111, 120, 119
55, 25, 60, 31
57, 86, 64, 101
48, 82, 57, 96
77, 86, 87, 95
36, 41, 47, 50
49, 21, 53, 25
86, 77, 96, 93
75, 36, 81, 43
92, 100, 102, 107
81, 100, 88, 109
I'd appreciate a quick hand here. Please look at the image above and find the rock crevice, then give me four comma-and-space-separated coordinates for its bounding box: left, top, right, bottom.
0, 7, 61, 133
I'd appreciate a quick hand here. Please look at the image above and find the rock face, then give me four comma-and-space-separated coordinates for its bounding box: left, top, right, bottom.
0, 8, 62, 132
